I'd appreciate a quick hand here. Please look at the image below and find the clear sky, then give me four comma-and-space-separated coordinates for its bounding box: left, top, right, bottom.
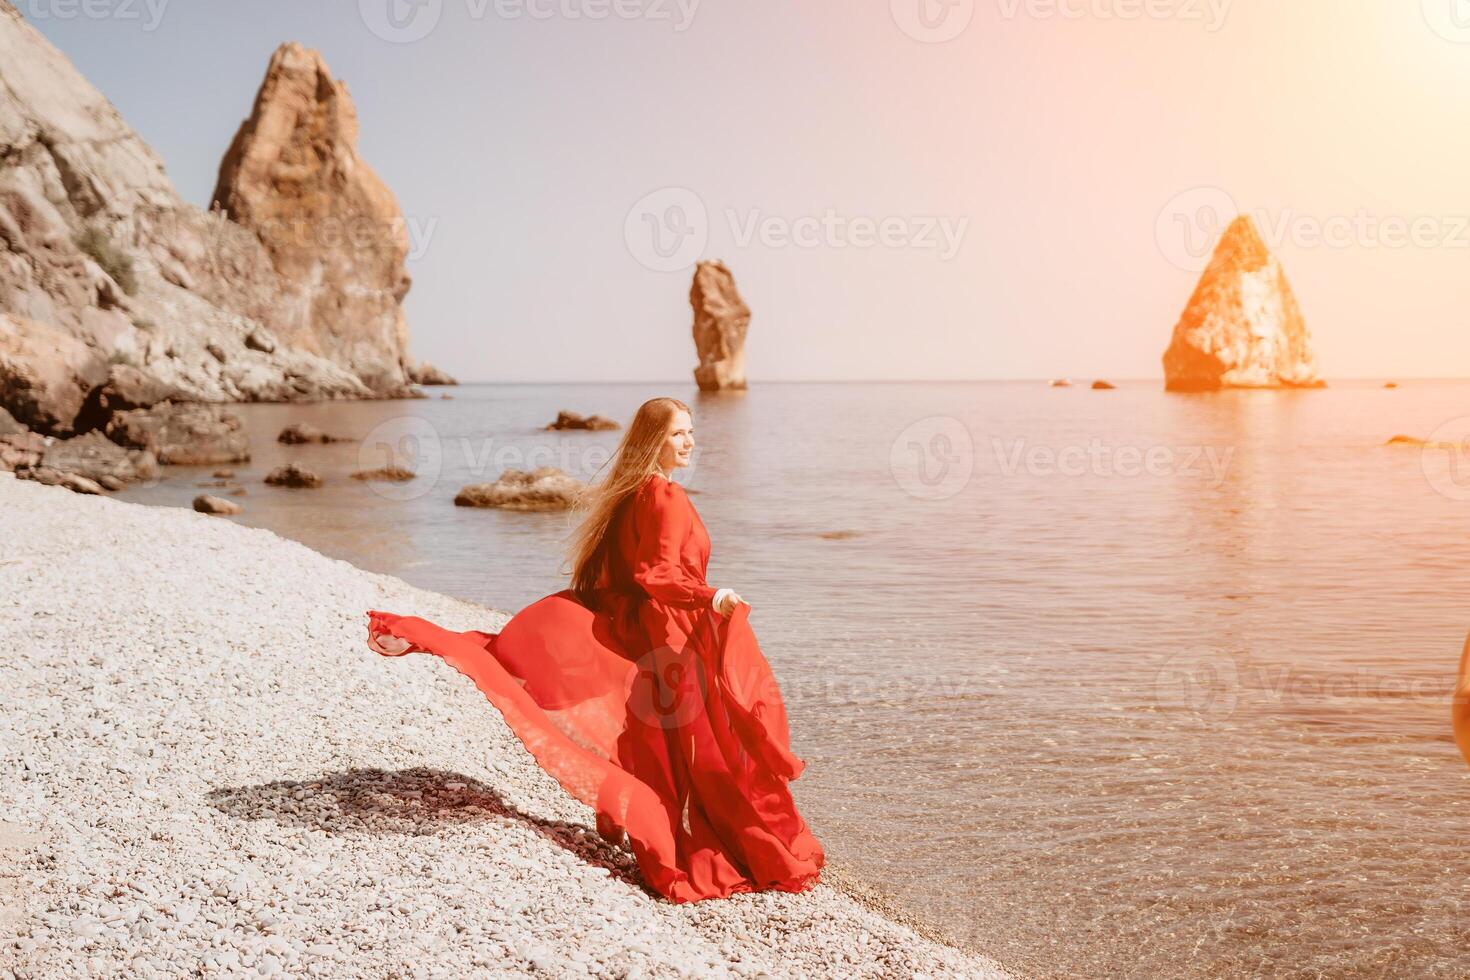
22, 0, 1470, 381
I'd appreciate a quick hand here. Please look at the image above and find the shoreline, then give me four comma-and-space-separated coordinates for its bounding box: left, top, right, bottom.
0, 473, 1010, 978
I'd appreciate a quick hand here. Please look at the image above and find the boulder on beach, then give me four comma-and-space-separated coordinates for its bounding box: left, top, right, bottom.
546, 410, 620, 431
264, 462, 322, 488
455, 467, 583, 511
15, 465, 103, 494
1091, 380, 1116, 390
0, 405, 26, 437
277, 422, 344, 445
0, 315, 108, 435
38, 430, 157, 487
193, 494, 243, 516
690, 260, 750, 392
0, 429, 45, 472
106, 403, 250, 465
351, 466, 415, 482
1162, 216, 1325, 392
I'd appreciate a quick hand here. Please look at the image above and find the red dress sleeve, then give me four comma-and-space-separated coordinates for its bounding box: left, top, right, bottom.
630, 478, 718, 610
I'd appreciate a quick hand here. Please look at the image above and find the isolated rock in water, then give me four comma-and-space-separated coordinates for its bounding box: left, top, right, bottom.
351, 466, 414, 482
1048, 379, 1072, 387
212, 43, 416, 396
1162, 216, 1324, 392
264, 462, 322, 488
1091, 380, 1116, 390
0, 315, 107, 434
193, 494, 242, 515
0, 8, 381, 420
1384, 382, 1398, 389
690, 260, 750, 392
546, 410, 620, 431
40, 430, 157, 486
278, 422, 343, 444
106, 403, 250, 465
212, 468, 236, 478
408, 361, 457, 386
455, 467, 583, 511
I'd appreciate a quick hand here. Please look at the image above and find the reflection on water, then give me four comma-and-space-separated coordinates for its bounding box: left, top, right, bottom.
119, 380, 1470, 978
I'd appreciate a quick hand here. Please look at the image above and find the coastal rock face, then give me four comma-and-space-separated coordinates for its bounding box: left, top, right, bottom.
407, 361, 457, 386
0, 315, 107, 433
690, 261, 750, 392
1163, 216, 1324, 392
106, 403, 250, 465
0, 7, 423, 435
212, 43, 414, 397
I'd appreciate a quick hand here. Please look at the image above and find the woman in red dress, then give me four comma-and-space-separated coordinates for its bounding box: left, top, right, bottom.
366, 396, 824, 902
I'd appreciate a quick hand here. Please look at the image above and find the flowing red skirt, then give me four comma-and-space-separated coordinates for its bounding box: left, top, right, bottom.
366, 590, 824, 902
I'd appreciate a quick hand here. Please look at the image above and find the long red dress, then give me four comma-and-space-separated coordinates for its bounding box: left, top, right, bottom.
366, 473, 824, 902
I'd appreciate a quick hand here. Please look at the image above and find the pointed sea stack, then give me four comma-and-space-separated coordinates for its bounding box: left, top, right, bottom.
1162, 216, 1324, 392
213, 43, 415, 396
690, 261, 750, 392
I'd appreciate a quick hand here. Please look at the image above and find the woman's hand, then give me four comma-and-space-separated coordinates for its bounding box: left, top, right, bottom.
714, 590, 746, 617
369, 631, 413, 657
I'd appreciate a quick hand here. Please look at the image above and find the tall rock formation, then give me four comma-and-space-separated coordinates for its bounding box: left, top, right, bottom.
212, 44, 413, 396
0, 6, 424, 434
1162, 215, 1324, 392
690, 260, 749, 392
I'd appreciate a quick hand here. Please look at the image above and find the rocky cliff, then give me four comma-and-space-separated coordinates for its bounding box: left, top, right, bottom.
690, 260, 749, 391
1162, 215, 1324, 392
0, 4, 423, 434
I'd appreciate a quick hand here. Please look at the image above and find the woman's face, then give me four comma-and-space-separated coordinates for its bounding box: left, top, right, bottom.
658, 409, 695, 471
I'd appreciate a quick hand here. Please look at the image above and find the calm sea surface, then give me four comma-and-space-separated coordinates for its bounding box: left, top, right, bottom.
119, 380, 1470, 978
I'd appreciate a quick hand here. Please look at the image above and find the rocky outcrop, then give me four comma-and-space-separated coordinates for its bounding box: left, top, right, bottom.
455, 467, 583, 511
106, 403, 250, 465
407, 361, 457, 386
690, 261, 750, 392
193, 494, 242, 515
546, 410, 619, 431
212, 43, 415, 397
277, 422, 343, 444
0, 10, 430, 437
1163, 216, 1324, 392
264, 462, 322, 488
38, 430, 157, 488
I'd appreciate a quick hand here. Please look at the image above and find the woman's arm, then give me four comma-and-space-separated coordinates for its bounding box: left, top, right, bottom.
631, 478, 719, 610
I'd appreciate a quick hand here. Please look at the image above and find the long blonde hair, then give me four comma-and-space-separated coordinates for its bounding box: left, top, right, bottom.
567, 396, 690, 606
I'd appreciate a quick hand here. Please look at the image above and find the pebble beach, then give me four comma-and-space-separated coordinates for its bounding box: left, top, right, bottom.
0, 472, 1009, 979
